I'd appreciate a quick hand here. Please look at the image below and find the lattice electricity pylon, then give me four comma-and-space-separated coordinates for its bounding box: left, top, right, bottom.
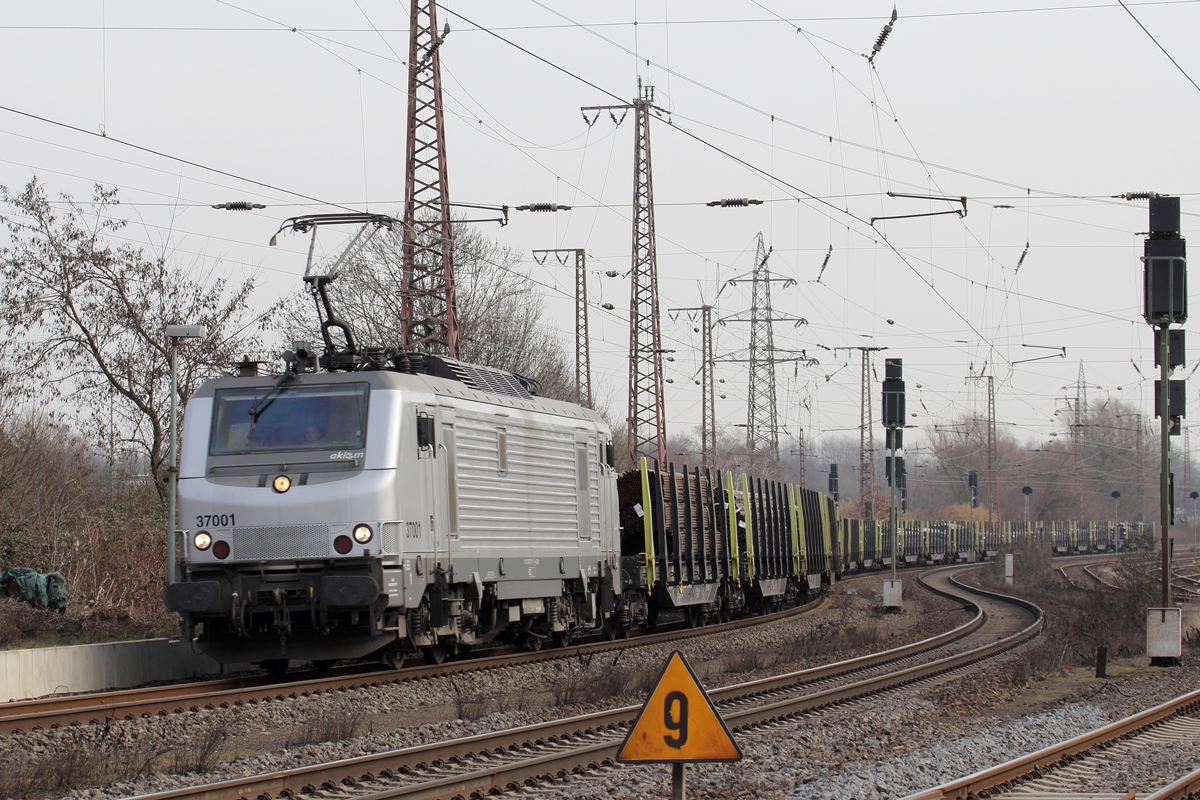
533, 248, 591, 407
835, 346, 886, 521
718, 233, 813, 471
583, 79, 669, 466
670, 303, 717, 477
402, 0, 457, 356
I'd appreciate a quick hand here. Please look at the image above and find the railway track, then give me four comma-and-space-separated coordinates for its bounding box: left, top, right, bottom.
0, 591, 835, 734
906, 688, 1200, 800
1082, 562, 1118, 588
127, 565, 1041, 800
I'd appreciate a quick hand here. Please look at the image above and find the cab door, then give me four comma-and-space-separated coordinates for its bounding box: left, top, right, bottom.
432, 405, 459, 574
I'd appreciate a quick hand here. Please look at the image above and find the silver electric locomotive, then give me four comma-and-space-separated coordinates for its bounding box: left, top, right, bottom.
163, 214, 625, 670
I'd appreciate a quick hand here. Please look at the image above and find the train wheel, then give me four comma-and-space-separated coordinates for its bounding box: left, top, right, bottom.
553, 631, 572, 648
424, 645, 447, 665
526, 635, 543, 652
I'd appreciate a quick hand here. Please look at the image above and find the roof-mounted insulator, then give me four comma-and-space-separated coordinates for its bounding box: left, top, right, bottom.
212, 201, 266, 210
868, 8, 898, 63
516, 202, 571, 212
1117, 192, 1159, 201
706, 198, 764, 207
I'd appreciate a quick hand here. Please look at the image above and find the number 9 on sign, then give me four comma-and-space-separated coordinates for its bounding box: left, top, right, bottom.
616, 650, 742, 763
663, 691, 688, 748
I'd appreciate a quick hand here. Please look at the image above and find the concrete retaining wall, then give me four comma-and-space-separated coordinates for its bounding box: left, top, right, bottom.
0, 639, 251, 702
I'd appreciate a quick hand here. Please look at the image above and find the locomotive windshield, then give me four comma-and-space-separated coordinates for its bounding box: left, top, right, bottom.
209, 382, 369, 456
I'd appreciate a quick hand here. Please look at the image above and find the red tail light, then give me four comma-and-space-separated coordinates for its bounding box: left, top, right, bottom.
213, 541, 231, 560
333, 535, 353, 555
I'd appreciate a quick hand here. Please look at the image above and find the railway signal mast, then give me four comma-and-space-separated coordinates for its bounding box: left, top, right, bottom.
402, 0, 457, 356
584, 80, 668, 466
882, 357, 906, 610
1137, 192, 1187, 666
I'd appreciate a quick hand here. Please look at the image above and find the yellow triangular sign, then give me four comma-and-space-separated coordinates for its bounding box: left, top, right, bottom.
616, 650, 742, 763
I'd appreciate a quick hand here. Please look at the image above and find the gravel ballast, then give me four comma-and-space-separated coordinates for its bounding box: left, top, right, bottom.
2, 578, 964, 799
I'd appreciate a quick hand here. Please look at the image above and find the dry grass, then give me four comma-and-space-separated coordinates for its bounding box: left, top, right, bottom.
449, 676, 497, 720
0, 725, 158, 798
1006, 635, 1071, 686
170, 718, 231, 775
722, 622, 882, 677
548, 651, 659, 709
0, 412, 175, 649
287, 703, 368, 745
1184, 626, 1200, 656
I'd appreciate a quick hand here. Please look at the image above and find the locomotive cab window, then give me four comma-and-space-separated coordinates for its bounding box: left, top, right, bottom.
209, 382, 369, 455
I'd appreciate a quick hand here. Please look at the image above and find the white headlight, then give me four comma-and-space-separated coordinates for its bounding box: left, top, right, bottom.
353, 524, 373, 544
193, 531, 213, 551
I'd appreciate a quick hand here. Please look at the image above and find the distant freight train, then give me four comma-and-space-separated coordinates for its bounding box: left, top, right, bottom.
836, 517, 1149, 570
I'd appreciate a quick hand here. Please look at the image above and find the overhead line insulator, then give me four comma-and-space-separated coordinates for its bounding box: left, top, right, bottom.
868, 8, 898, 63
517, 202, 572, 212
706, 198, 763, 207
212, 201, 266, 211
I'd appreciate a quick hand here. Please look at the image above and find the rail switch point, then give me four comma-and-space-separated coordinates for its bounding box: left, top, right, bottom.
883, 579, 903, 610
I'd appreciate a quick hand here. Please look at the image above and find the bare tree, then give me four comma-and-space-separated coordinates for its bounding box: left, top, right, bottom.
0, 178, 268, 496
275, 219, 576, 401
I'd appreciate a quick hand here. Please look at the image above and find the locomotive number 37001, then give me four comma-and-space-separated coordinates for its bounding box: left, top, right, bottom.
196, 514, 235, 528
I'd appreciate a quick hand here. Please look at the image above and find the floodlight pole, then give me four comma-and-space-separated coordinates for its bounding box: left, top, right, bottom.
166, 324, 207, 587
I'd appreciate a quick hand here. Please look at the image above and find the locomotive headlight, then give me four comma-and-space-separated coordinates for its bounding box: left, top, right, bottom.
353, 524, 373, 544
272, 475, 291, 493
193, 531, 212, 551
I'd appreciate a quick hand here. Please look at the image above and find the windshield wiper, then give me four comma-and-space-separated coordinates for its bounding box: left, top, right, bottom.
247, 371, 295, 429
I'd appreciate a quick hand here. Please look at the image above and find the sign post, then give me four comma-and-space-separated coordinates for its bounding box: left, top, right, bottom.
617, 651, 742, 799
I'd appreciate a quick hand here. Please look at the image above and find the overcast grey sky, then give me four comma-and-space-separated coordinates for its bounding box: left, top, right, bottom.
2, 1, 1198, 453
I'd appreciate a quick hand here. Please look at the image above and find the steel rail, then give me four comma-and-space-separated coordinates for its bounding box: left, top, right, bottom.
129, 566, 1039, 800
1144, 764, 1200, 800
0, 592, 834, 734
1083, 563, 1118, 588
905, 688, 1200, 800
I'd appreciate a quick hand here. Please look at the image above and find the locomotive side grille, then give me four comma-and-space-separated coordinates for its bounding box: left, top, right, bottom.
231, 525, 330, 560
381, 522, 402, 554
